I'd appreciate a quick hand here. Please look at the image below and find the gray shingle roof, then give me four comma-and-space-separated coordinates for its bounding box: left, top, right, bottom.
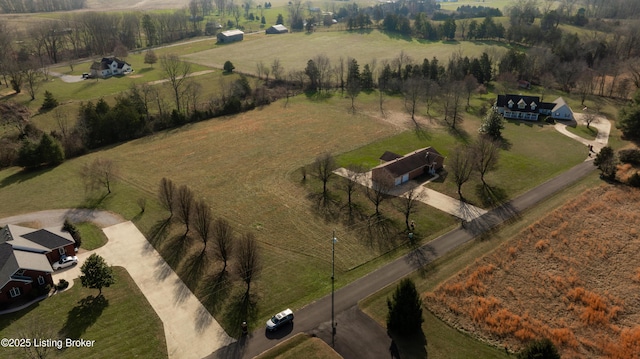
22, 229, 73, 250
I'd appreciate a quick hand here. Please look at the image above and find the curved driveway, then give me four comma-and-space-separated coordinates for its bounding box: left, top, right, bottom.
0, 210, 234, 359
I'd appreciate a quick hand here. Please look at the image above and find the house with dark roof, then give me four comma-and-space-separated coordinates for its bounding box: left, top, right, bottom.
0, 225, 76, 306
371, 147, 444, 186
495, 94, 574, 121
89, 57, 133, 78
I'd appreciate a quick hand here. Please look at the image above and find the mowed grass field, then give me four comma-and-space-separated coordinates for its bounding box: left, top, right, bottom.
184, 29, 509, 75
0, 267, 167, 359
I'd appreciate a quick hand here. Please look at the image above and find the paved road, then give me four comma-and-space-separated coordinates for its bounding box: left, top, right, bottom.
207, 160, 597, 358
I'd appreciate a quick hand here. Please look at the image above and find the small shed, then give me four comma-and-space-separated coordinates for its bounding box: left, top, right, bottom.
266, 24, 288, 34
217, 29, 244, 43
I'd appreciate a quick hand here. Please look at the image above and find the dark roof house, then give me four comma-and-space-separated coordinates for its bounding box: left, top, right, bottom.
372, 147, 444, 186
495, 94, 574, 121
89, 57, 133, 78
266, 24, 288, 34
0, 225, 76, 307
217, 29, 244, 43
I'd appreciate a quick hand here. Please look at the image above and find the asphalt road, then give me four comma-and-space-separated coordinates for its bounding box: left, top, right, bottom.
206, 160, 596, 359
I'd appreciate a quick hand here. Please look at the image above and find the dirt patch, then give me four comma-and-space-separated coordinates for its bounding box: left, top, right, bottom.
128, 75, 143, 79
425, 185, 640, 358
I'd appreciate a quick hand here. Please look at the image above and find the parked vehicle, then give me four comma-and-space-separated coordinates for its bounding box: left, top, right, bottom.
266, 308, 294, 331
52, 255, 78, 270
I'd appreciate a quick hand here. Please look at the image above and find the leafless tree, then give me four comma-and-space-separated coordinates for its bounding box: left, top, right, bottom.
23, 65, 43, 101
441, 81, 463, 130
161, 54, 192, 114
335, 56, 346, 94
193, 199, 213, 252
212, 218, 234, 272
235, 232, 261, 295
403, 77, 422, 122
176, 185, 195, 236
582, 108, 598, 130
158, 177, 177, 219
366, 173, 393, 216
341, 165, 363, 215
18, 318, 59, 359
449, 145, 474, 199
313, 54, 332, 93
314, 152, 336, 198
271, 58, 283, 81
81, 158, 118, 194
394, 186, 425, 232
231, 4, 241, 27
463, 74, 478, 109
423, 79, 438, 117
473, 135, 500, 186
0, 101, 30, 136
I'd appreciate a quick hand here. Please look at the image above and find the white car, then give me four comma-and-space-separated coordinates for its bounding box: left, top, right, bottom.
266, 308, 294, 331
52, 256, 78, 270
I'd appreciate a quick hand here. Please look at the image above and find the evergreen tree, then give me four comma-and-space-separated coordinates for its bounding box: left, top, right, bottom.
223, 60, 235, 73
40, 91, 59, 111
617, 90, 640, 139
80, 254, 115, 296
387, 278, 424, 336
479, 111, 504, 139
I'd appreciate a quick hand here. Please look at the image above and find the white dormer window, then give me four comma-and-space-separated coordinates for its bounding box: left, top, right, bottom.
517, 99, 526, 109
530, 102, 537, 110
508, 99, 514, 108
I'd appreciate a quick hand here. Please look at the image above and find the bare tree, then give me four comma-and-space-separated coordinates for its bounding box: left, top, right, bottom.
231, 4, 241, 27
463, 74, 478, 109
158, 177, 177, 219
212, 217, 234, 272
583, 107, 598, 130
0, 101, 30, 136
314, 152, 336, 198
235, 232, 261, 295
442, 81, 464, 130
313, 54, 331, 93
366, 173, 393, 216
394, 186, 425, 232
341, 165, 363, 215
18, 318, 59, 359
449, 145, 474, 199
193, 199, 213, 252
403, 77, 422, 122
473, 135, 500, 186
161, 54, 192, 114
271, 58, 283, 81
176, 185, 195, 236
81, 158, 118, 194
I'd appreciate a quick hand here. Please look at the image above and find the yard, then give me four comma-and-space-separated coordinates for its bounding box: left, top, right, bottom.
0, 267, 167, 359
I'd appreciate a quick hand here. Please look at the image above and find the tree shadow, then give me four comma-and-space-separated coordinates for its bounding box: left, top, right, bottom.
0, 166, 54, 188
390, 330, 427, 359
199, 270, 232, 316
161, 233, 193, 268
364, 215, 401, 252
405, 242, 437, 277
148, 218, 173, 247
59, 295, 109, 339
180, 250, 209, 289
475, 183, 508, 208
80, 192, 110, 209
222, 291, 259, 338
499, 136, 513, 150
307, 191, 341, 223
447, 124, 470, 143
413, 120, 431, 140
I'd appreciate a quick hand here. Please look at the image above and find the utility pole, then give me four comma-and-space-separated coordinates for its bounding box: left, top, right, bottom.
331, 230, 337, 348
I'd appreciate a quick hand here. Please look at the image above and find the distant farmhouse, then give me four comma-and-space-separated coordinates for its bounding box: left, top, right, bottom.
372, 147, 444, 186
495, 94, 574, 121
217, 29, 244, 43
0, 225, 76, 306
90, 57, 133, 78
265, 24, 288, 34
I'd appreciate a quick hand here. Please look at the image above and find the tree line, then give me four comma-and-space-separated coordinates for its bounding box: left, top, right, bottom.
0, 0, 85, 13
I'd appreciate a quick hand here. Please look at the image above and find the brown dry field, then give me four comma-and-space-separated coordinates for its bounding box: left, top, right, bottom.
425, 184, 640, 358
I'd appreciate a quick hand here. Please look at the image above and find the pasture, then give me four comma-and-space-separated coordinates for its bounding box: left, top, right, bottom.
183, 29, 509, 74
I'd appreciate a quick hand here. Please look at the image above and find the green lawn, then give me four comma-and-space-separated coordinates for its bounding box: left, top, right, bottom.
255, 333, 341, 359
0, 267, 167, 359
565, 123, 598, 140
75, 222, 109, 250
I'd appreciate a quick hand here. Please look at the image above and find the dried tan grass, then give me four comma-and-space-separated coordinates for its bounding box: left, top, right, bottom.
425, 185, 640, 358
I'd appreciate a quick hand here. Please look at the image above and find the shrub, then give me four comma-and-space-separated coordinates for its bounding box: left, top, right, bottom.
63, 219, 82, 248
57, 279, 69, 290
517, 338, 560, 359
618, 148, 640, 164
628, 172, 640, 188
223, 60, 235, 73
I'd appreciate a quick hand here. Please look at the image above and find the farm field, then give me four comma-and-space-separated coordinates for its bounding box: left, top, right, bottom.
183, 29, 510, 74
425, 184, 640, 358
